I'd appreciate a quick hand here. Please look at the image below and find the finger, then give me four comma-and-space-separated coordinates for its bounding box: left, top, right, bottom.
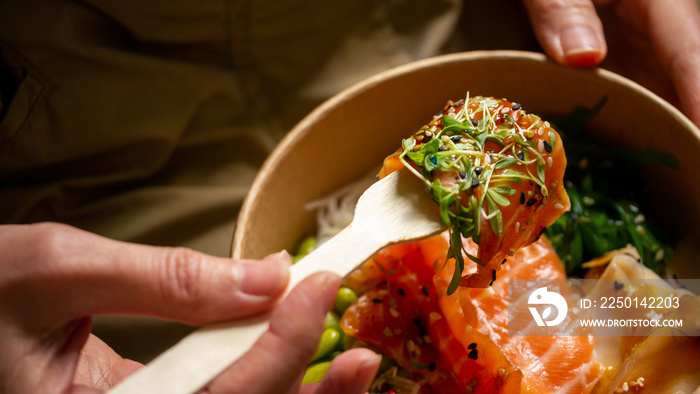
524, 0, 607, 67
298, 348, 381, 394
1, 223, 290, 326
646, 0, 700, 126
74, 334, 143, 390
204, 272, 341, 394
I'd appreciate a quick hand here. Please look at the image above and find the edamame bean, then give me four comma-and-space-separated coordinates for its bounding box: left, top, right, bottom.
292, 236, 318, 263
324, 311, 341, 331
301, 361, 332, 385
334, 287, 358, 314
311, 328, 341, 362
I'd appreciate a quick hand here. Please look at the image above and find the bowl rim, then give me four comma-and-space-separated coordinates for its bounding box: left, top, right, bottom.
231, 49, 700, 258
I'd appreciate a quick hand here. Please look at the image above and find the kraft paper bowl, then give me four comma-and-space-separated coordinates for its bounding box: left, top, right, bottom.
231, 50, 700, 276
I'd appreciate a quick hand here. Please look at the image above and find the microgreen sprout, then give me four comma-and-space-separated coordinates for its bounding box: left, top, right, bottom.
397, 95, 558, 294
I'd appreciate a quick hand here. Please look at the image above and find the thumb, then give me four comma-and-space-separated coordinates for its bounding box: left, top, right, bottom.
524, 0, 607, 67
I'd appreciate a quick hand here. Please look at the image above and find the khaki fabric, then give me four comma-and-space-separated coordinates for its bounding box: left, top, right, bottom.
0, 0, 466, 257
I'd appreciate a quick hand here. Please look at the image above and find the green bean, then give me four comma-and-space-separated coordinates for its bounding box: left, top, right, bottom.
292, 236, 318, 263
334, 287, 358, 314
324, 311, 341, 331
311, 328, 341, 363
302, 361, 332, 385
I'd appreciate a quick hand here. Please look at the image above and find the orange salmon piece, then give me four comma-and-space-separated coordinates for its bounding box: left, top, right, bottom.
434, 236, 603, 394
342, 239, 521, 393
380, 97, 570, 289
343, 234, 603, 393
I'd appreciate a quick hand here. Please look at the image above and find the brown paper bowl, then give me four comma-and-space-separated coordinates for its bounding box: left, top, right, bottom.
231, 50, 700, 264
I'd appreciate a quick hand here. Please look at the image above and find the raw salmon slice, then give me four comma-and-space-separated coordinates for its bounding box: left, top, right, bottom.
342, 233, 603, 393
380, 96, 570, 289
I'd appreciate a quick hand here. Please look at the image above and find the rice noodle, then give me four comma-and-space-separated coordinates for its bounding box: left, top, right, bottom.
305, 169, 378, 245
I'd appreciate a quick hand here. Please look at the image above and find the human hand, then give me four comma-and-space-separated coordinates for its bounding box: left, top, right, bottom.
0, 222, 379, 393
523, 0, 700, 127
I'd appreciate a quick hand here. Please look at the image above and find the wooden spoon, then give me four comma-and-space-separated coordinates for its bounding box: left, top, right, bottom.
108, 168, 446, 394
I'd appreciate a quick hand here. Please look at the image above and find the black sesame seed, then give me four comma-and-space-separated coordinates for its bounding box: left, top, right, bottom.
492, 270, 497, 282
614, 281, 624, 291
512, 103, 522, 111
471, 118, 479, 127
468, 349, 479, 360
438, 146, 447, 152
501, 259, 507, 265
372, 298, 383, 304
468, 342, 477, 350
413, 317, 422, 326
450, 135, 461, 143
397, 288, 406, 296
418, 326, 427, 337
471, 179, 480, 188
517, 151, 524, 161
429, 155, 438, 165
526, 198, 537, 207
474, 167, 483, 176
458, 171, 467, 179
543, 140, 553, 153
520, 191, 525, 205
429, 362, 437, 371
422, 286, 429, 297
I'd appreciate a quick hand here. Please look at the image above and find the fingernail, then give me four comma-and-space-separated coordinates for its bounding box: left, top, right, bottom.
559, 25, 603, 65
239, 254, 290, 296
361, 353, 382, 370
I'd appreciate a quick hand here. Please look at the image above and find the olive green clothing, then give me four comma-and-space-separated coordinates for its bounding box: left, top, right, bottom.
0, 0, 467, 256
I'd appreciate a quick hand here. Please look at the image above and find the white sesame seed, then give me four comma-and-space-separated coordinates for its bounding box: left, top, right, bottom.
554, 203, 565, 210
547, 156, 553, 168
429, 312, 442, 323
622, 382, 629, 391
407, 339, 415, 352
655, 249, 665, 261
541, 185, 548, 197
538, 139, 545, 153
515, 222, 520, 233
389, 308, 400, 318
537, 127, 544, 136
383, 327, 393, 337
424, 335, 432, 343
